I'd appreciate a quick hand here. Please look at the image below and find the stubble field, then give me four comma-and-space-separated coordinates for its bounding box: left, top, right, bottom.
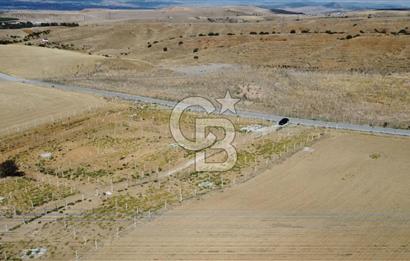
0, 80, 105, 136
86, 132, 410, 261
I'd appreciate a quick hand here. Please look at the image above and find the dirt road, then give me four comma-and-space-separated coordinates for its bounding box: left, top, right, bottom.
85, 133, 410, 260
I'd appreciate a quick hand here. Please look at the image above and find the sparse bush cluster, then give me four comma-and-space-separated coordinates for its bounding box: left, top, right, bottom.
0, 17, 19, 22
339, 34, 361, 40
23, 30, 50, 41
26, 38, 76, 50
369, 153, 381, 160
325, 30, 336, 34
56, 43, 75, 50
374, 28, 388, 34
147, 40, 162, 48
391, 28, 410, 36
150, 27, 340, 49
0, 159, 23, 178
0, 21, 33, 29
0, 39, 15, 45
0, 30, 44, 45
0, 21, 79, 29
58, 22, 79, 27
36, 160, 111, 180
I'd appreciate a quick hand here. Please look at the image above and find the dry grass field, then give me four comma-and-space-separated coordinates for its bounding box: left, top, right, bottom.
1, 10, 410, 128
1, 6, 410, 261
0, 45, 104, 79
0, 80, 105, 136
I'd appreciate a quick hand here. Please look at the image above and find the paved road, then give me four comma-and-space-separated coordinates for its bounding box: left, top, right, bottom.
1, 72, 410, 137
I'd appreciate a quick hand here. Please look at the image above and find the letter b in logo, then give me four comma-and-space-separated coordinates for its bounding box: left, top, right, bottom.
170, 97, 237, 172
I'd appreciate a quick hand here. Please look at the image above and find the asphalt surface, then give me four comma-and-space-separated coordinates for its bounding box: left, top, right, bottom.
1, 72, 409, 137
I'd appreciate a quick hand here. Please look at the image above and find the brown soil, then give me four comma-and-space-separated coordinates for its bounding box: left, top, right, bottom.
86, 132, 410, 260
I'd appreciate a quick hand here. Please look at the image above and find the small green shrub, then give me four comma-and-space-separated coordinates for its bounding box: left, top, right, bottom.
369, 153, 381, 160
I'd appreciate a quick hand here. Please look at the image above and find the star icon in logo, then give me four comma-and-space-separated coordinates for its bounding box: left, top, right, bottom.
216, 90, 240, 114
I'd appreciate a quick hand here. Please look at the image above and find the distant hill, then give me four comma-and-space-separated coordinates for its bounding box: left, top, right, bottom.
269, 8, 304, 15
323, 2, 343, 9
0, 0, 177, 11
0, 0, 409, 11
264, 1, 410, 12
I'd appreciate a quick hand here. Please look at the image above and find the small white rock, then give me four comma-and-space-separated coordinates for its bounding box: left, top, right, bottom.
40, 152, 53, 159
303, 147, 315, 153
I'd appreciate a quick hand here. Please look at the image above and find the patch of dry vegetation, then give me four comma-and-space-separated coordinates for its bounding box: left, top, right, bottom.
67, 66, 410, 129
0, 177, 74, 217
0, 100, 324, 260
